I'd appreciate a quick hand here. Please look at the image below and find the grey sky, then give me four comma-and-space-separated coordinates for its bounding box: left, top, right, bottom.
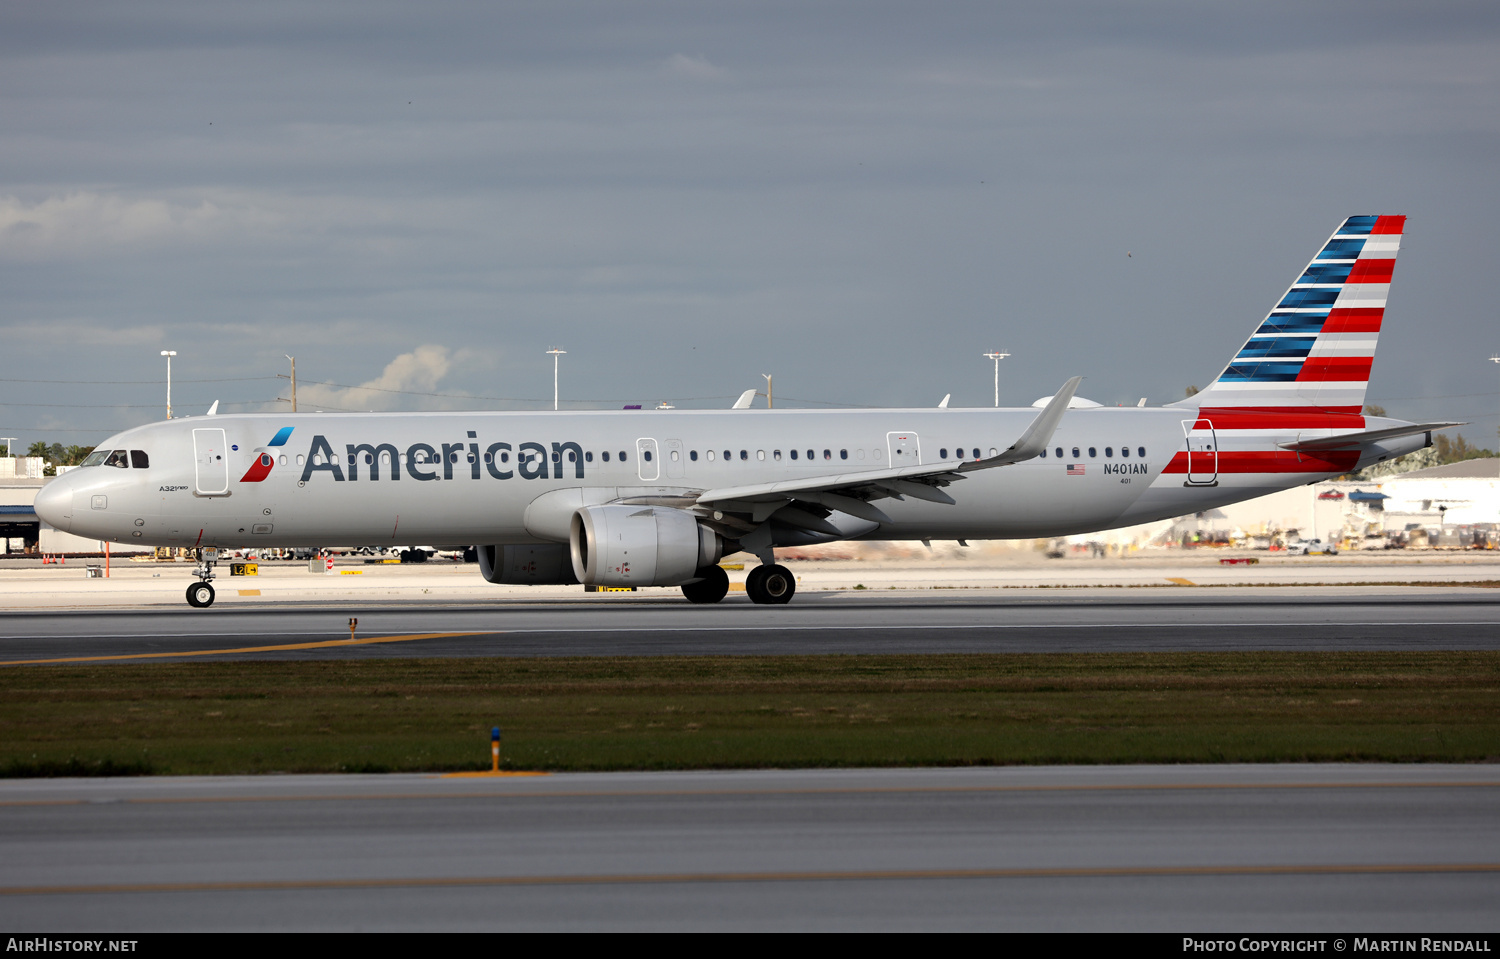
3, 1, 1499, 446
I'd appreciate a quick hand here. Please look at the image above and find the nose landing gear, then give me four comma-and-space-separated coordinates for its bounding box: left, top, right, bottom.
186, 550, 219, 608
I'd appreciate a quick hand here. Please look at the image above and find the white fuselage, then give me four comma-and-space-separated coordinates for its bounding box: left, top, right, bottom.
35, 406, 1423, 550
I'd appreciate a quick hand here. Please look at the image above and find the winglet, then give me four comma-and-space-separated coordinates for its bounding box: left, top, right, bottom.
731, 389, 757, 410
938, 394, 950, 409
206, 400, 219, 416
964, 375, 1082, 470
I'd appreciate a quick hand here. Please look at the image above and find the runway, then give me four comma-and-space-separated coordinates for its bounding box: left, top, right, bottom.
0, 764, 1495, 931
3, 588, 1500, 664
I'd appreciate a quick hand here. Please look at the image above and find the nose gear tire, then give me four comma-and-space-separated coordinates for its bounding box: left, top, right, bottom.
186, 582, 216, 608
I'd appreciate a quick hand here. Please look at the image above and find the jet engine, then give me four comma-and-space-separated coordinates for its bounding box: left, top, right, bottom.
570, 505, 722, 587
477, 544, 579, 585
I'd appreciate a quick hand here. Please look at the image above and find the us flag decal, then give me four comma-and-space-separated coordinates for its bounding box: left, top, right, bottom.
1067, 464, 1085, 475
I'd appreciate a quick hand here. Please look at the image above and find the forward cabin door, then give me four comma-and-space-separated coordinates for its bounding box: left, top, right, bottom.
193, 428, 230, 495
886, 432, 921, 468
636, 437, 660, 482
1181, 419, 1218, 486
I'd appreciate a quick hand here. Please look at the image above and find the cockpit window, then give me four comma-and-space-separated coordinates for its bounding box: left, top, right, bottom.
130, 450, 149, 469
103, 450, 130, 469
80, 450, 110, 467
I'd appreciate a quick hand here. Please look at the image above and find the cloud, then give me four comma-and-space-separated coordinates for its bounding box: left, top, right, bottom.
662, 53, 725, 81
297, 345, 456, 411
0, 192, 245, 258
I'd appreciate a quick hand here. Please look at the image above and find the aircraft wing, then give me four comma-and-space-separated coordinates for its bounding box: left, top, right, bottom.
696, 377, 1082, 526
1277, 421, 1464, 452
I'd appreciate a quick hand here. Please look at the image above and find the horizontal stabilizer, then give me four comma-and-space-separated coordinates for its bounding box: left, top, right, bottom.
1278, 422, 1464, 452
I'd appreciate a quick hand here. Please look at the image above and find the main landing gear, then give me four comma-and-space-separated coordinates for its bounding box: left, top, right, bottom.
186, 551, 218, 608
678, 563, 796, 605
745, 564, 796, 605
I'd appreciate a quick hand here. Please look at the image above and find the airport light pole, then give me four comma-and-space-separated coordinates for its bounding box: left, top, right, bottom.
983, 351, 1011, 408
1491, 355, 1499, 478
0, 438, 15, 460
160, 351, 177, 419
762, 373, 772, 409
284, 355, 297, 413
547, 348, 566, 411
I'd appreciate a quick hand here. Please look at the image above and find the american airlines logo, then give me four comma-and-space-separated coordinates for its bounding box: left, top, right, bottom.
296, 434, 586, 484
239, 427, 296, 483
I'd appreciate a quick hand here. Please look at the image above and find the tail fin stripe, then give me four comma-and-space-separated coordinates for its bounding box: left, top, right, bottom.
1346, 259, 1396, 283
1298, 357, 1373, 382
1322, 310, 1383, 334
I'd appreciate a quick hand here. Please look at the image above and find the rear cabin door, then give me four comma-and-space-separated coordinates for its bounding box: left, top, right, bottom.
193, 428, 230, 495
636, 437, 660, 482
886, 432, 921, 469
1181, 419, 1219, 486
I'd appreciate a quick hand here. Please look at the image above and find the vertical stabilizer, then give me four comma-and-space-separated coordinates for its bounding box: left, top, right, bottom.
1178, 215, 1403, 413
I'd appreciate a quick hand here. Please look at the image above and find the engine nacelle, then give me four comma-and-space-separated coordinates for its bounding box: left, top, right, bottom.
570, 505, 722, 587
477, 544, 579, 585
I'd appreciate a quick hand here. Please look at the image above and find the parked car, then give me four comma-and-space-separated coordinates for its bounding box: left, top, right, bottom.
1287, 539, 1338, 556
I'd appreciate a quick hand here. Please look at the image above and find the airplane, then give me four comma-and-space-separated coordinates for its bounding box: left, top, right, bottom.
35, 215, 1457, 608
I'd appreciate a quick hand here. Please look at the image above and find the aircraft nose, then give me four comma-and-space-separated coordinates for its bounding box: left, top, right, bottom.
33, 478, 72, 532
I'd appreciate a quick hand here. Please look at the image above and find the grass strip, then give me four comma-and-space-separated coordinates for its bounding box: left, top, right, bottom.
0, 652, 1497, 776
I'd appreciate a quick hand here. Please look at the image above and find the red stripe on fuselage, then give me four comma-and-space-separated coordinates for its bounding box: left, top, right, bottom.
1323, 308, 1383, 334
1191, 409, 1366, 431
1162, 449, 1361, 475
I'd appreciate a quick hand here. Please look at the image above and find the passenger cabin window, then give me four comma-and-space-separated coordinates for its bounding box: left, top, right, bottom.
602, 451, 610, 462
707, 450, 715, 461
1055, 447, 1063, 458
130, 450, 149, 469
1105, 447, 1113, 457
1138, 447, 1146, 457
773, 450, 781, 461
940, 448, 948, 458
757, 450, 765, 461
643, 450, 653, 462
1088, 447, 1097, 458
740, 450, 748, 461
1071, 448, 1080, 458
790, 449, 798, 460
823, 449, 831, 460
620, 451, 628, 462
1039, 449, 1047, 458
840, 450, 848, 460
973, 448, 981, 459
104, 450, 130, 469
1121, 447, 1130, 458
689, 450, 698, 461
670, 450, 679, 462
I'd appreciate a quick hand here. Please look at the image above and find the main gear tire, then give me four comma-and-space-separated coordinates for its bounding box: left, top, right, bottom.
745, 564, 795, 605
681, 565, 730, 604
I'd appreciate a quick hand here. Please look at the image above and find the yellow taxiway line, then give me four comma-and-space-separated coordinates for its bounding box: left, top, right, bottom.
0, 631, 486, 667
